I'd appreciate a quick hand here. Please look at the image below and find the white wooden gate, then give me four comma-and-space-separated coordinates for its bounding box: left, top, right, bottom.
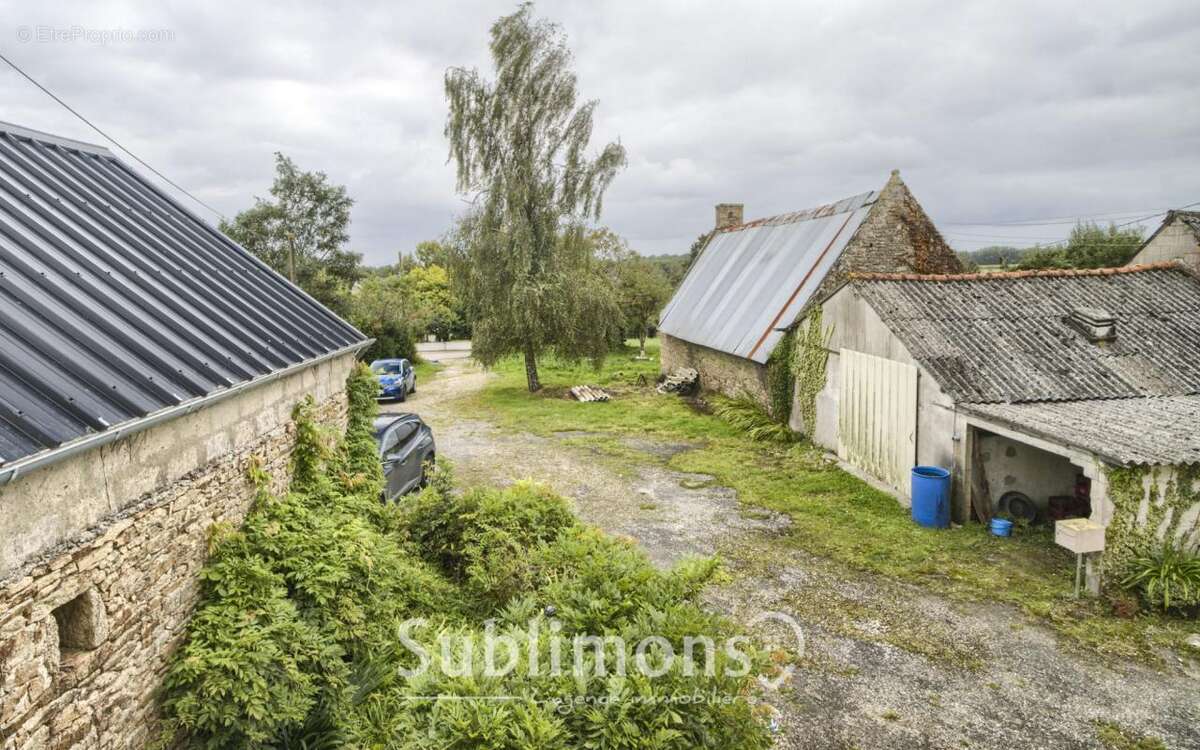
838, 349, 918, 494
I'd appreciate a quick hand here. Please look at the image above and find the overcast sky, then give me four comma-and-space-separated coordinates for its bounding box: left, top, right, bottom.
1, 1, 1197, 265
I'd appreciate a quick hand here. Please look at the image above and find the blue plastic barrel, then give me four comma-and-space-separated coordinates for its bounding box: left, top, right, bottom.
911, 466, 951, 529
990, 518, 1013, 537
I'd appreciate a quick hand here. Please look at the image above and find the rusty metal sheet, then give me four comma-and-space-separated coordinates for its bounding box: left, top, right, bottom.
659, 191, 878, 364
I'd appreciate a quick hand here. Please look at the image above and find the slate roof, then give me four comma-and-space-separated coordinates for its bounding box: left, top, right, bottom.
963, 396, 1200, 466
658, 191, 879, 364
0, 122, 366, 472
852, 264, 1200, 404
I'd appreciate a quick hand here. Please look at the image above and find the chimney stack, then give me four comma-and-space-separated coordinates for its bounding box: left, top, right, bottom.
715, 203, 744, 230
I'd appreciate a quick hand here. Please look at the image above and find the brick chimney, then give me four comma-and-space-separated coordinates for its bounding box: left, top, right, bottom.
715, 203, 744, 230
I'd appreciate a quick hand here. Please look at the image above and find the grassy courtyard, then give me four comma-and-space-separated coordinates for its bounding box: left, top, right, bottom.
450, 339, 1196, 662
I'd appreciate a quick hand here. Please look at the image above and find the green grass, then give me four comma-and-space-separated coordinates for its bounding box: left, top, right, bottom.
412, 358, 442, 383
451, 339, 1197, 662
1095, 721, 1167, 750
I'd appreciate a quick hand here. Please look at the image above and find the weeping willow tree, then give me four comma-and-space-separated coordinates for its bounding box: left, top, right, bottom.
444, 3, 627, 391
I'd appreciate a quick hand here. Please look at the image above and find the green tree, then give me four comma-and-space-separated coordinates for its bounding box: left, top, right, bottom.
414, 239, 451, 269
221, 153, 360, 314
616, 255, 671, 357
348, 275, 417, 362
404, 264, 462, 341
444, 3, 627, 391
589, 229, 672, 357
1017, 222, 1144, 270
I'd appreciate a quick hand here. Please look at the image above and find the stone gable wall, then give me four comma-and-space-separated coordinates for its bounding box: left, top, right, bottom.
811, 172, 962, 306
0, 353, 357, 749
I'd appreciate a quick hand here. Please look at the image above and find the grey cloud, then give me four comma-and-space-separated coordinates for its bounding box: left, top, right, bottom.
0, 0, 1196, 263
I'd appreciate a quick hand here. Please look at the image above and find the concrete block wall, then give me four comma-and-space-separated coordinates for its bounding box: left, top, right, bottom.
1130, 219, 1200, 270
660, 333, 768, 405
0, 353, 357, 749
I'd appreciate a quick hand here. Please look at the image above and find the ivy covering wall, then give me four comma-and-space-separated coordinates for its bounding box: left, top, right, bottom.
789, 308, 832, 437
1104, 463, 1200, 575
764, 331, 795, 424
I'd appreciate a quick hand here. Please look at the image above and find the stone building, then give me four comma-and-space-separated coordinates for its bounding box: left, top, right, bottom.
1127, 209, 1200, 270
657, 171, 961, 405
0, 123, 368, 748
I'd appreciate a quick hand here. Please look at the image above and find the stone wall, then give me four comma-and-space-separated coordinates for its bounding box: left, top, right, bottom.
0, 353, 357, 750
660, 333, 768, 404
811, 170, 963, 306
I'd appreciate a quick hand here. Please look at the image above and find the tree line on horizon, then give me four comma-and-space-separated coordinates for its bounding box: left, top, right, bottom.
956, 222, 1145, 272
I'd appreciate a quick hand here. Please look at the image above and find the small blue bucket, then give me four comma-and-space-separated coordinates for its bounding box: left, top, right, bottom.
990, 518, 1013, 537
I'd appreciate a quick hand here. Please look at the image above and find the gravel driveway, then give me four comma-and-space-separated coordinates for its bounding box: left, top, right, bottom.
385, 362, 1200, 750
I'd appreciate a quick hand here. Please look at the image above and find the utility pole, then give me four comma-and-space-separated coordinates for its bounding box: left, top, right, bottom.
286, 231, 297, 283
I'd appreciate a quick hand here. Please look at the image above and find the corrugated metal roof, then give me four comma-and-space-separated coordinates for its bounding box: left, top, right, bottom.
854, 265, 1200, 404
964, 396, 1200, 466
0, 122, 366, 469
659, 191, 878, 364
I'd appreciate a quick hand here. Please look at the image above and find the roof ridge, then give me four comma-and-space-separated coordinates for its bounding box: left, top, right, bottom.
716, 189, 878, 233
850, 261, 1187, 282
0, 120, 112, 156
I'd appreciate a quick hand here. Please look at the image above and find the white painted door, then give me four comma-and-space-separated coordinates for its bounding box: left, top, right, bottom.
838, 349, 918, 494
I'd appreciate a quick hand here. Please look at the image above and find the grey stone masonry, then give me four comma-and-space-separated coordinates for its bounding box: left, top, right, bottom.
0, 353, 356, 750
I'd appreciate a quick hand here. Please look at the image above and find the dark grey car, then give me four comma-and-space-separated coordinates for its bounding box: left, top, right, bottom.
373, 414, 435, 501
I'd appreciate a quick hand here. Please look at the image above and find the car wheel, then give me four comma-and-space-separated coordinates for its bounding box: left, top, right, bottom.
398, 386, 407, 403
410, 377, 416, 394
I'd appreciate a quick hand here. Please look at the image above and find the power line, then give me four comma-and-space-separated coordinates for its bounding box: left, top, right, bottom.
0, 50, 225, 220
947, 203, 1199, 247
942, 208, 1166, 227
942, 200, 1200, 229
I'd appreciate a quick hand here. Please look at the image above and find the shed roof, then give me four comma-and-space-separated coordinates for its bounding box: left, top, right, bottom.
964, 396, 1200, 466
852, 264, 1200, 404
0, 122, 366, 472
658, 190, 878, 364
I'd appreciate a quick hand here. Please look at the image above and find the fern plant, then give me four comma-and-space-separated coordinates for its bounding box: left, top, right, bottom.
711, 395, 796, 443
1120, 544, 1200, 612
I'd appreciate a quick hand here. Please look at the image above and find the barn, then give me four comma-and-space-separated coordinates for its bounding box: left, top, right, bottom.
657, 171, 961, 409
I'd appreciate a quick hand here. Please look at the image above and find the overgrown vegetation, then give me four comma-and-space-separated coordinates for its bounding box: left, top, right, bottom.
455, 340, 1198, 661
158, 362, 771, 749
764, 332, 794, 425
1106, 464, 1200, 615
712, 395, 795, 444
789, 309, 831, 436
1121, 545, 1200, 613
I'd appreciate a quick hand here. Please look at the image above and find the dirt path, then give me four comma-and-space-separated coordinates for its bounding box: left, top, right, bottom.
388, 362, 1200, 750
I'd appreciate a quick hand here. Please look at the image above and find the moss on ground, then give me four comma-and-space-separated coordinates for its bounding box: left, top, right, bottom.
450, 339, 1198, 662
1095, 720, 1167, 750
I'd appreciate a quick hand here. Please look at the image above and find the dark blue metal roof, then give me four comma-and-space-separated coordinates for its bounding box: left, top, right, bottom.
0, 122, 366, 468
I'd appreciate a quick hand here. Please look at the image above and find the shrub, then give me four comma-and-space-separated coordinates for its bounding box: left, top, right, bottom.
160, 365, 771, 749
1120, 544, 1200, 613
406, 479, 576, 602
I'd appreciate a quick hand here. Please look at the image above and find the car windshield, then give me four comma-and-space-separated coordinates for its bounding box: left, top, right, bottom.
371, 362, 404, 375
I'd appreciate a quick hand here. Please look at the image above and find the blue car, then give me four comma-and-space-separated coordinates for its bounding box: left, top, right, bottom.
371, 358, 416, 402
